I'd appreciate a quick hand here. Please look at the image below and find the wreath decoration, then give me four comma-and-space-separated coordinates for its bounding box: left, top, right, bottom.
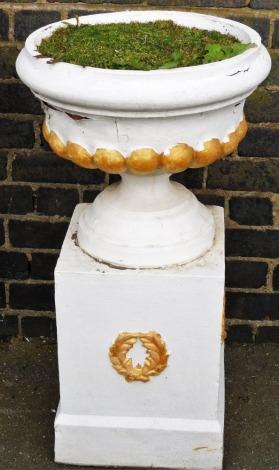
109, 331, 169, 382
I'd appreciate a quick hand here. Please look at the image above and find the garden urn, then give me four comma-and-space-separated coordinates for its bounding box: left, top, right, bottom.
16, 10, 271, 268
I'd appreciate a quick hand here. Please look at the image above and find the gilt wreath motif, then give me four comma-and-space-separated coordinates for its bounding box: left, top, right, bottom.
109, 331, 169, 382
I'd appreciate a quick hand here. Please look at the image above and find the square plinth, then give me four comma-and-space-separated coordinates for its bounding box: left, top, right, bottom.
54, 204, 225, 470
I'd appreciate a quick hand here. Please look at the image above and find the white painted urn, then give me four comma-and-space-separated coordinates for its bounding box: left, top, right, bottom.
16, 10, 271, 268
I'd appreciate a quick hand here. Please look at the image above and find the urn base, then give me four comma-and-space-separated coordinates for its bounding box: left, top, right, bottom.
77, 173, 215, 268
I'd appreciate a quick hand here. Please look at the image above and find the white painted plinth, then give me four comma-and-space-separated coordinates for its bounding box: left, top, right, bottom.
54, 204, 225, 469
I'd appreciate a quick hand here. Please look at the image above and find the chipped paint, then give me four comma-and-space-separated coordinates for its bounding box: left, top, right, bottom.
193, 446, 219, 452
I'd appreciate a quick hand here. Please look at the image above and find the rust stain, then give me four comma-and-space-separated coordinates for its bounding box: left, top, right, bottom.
193, 446, 218, 452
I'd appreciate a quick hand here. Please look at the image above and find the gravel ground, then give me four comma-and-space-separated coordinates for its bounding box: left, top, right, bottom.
0, 338, 278, 470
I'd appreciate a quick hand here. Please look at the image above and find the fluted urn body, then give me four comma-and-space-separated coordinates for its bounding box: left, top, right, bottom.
16, 10, 271, 267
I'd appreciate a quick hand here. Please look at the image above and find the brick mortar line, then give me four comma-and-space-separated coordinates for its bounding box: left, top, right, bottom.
0, 185, 106, 195
194, 189, 279, 196
6, 150, 14, 181
0, 182, 106, 192
1, 3, 131, 13
225, 285, 279, 296
269, 14, 275, 49
224, 195, 230, 222
0, 262, 279, 278
0, 272, 278, 297
266, 261, 276, 291
225, 286, 279, 294
0, 250, 277, 262
3, 283, 277, 295
1, 214, 70, 223
1, 185, 102, 196
225, 220, 276, 229
0, 277, 277, 291
228, 155, 279, 161
0, 247, 60, 253
226, 319, 279, 327
271, 197, 279, 225
1, 200, 278, 220
0, 4, 278, 19
1, 3, 278, 13
2, 218, 10, 250
225, 255, 279, 261
0, 184, 277, 194
0, 308, 56, 318
202, 166, 208, 190
0, 247, 276, 263
0, 180, 104, 188
3, 316, 279, 328
0, 187, 278, 202
3, 278, 54, 284
7, 10, 15, 43
0, 192, 279, 212
18, 309, 56, 320
4, 281, 9, 308
77, 186, 84, 203
247, 122, 279, 129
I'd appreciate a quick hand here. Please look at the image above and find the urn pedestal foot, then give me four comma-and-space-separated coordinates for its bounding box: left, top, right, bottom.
77, 173, 215, 268
54, 204, 225, 470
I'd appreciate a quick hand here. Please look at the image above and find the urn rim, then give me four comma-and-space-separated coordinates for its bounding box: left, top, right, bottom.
16, 10, 271, 118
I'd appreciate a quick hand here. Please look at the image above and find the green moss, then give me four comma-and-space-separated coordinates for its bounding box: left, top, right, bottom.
37, 20, 254, 70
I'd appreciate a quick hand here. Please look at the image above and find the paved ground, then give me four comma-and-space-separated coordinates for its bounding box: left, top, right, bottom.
0, 338, 278, 470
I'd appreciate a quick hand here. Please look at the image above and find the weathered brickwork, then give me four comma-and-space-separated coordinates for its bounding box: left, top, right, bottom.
0, 1, 278, 342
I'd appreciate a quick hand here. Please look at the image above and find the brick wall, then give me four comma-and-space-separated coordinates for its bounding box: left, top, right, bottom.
0, 0, 278, 343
